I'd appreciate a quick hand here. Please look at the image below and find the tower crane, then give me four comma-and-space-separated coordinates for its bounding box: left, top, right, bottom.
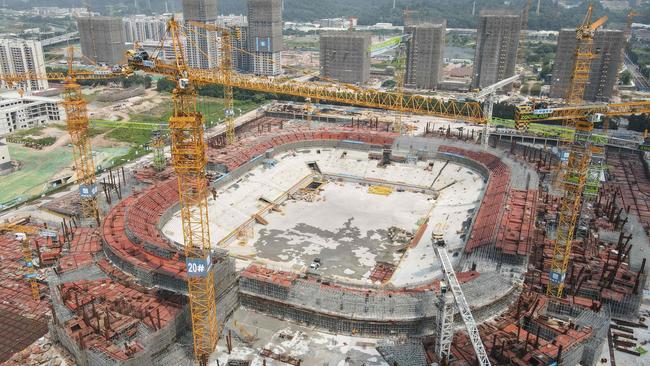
161, 18, 218, 365
393, 35, 411, 135
476, 74, 522, 148
432, 231, 491, 366
128, 20, 485, 125
123, 17, 487, 364
547, 5, 607, 298
186, 20, 237, 145
0, 46, 131, 224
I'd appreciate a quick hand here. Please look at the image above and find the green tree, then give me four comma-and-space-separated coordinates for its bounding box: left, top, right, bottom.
156, 78, 176, 93
382, 79, 396, 88
539, 62, 553, 81
628, 114, 650, 133
620, 70, 632, 85
492, 102, 516, 120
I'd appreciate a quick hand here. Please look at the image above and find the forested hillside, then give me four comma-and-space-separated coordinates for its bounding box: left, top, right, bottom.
4, 0, 646, 30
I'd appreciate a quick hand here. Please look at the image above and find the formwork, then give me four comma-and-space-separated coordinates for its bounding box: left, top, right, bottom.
376, 338, 429, 366
544, 300, 611, 366
239, 266, 517, 337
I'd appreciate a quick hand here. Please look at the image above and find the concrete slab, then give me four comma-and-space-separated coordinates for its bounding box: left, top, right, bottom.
210, 307, 389, 366
162, 147, 485, 286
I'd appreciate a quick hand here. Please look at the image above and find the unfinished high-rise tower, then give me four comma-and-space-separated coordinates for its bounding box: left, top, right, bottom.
472, 10, 521, 89
320, 31, 371, 84
404, 20, 446, 90
550, 29, 625, 102
77, 16, 127, 65
247, 0, 283, 76
182, 0, 219, 69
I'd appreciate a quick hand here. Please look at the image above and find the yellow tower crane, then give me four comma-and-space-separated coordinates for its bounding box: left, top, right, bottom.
126, 15, 650, 362
167, 19, 218, 365
186, 20, 238, 145
547, 4, 608, 298
0, 46, 132, 223
126, 16, 492, 363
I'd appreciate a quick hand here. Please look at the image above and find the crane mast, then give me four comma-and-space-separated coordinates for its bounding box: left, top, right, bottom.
547, 5, 608, 298
0, 46, 131, 224
167, 19, 219, 365
433, 232, 491, 366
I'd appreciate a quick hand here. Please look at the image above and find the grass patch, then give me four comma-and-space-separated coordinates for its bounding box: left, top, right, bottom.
0, 144, 73, 203
11, 126, 46, 137
493, 117, 573, 138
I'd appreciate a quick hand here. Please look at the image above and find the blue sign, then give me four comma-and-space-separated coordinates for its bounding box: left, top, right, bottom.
255, 37, 271, 52
186, 256, 212, 278
79, 184, 98, 198
550, 271, 565, 284
533, 108, 553, 115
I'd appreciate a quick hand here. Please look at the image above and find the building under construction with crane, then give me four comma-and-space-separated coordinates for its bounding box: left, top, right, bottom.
1, 3, 650, 366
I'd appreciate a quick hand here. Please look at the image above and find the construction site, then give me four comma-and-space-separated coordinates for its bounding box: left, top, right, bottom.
1, 3, 650, 366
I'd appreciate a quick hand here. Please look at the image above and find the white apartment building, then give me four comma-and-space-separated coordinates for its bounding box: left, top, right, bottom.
0, 92, 64, 136
123, 14, 170, 43
0, 39, 48, 92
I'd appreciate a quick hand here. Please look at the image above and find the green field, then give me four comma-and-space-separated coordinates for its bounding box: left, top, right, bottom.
1, 97, 263, 207
0, 144, 131, 204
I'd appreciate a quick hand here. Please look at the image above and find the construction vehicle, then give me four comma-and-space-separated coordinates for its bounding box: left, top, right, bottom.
0, 46, 132, 223
432, 231, 491, 366
0, 223, 58, 301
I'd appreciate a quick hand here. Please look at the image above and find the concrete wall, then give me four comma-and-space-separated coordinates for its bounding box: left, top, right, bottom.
77, 17, 127, 65
550, 29, 624, 101
472, 10, 521, 89
405, 21, 446, 90
247, 0, 282, 53
320, 31, 371, 84
182, 0, 218, 21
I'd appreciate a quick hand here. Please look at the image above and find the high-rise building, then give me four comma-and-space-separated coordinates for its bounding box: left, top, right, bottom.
123, 14, 170, 43
218, 15, 249, 72
472, 10, 521, 89
247, 0, 283, 76
0, 39, 48, 92
182, 0, 219, 69
320, 31, 371, 84
404, 20, 446, 90
77, 16, 127, 65
550, 29, 625, 102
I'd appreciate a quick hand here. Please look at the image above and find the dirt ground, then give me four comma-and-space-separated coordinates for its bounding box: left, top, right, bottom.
86, 87, 168, 121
